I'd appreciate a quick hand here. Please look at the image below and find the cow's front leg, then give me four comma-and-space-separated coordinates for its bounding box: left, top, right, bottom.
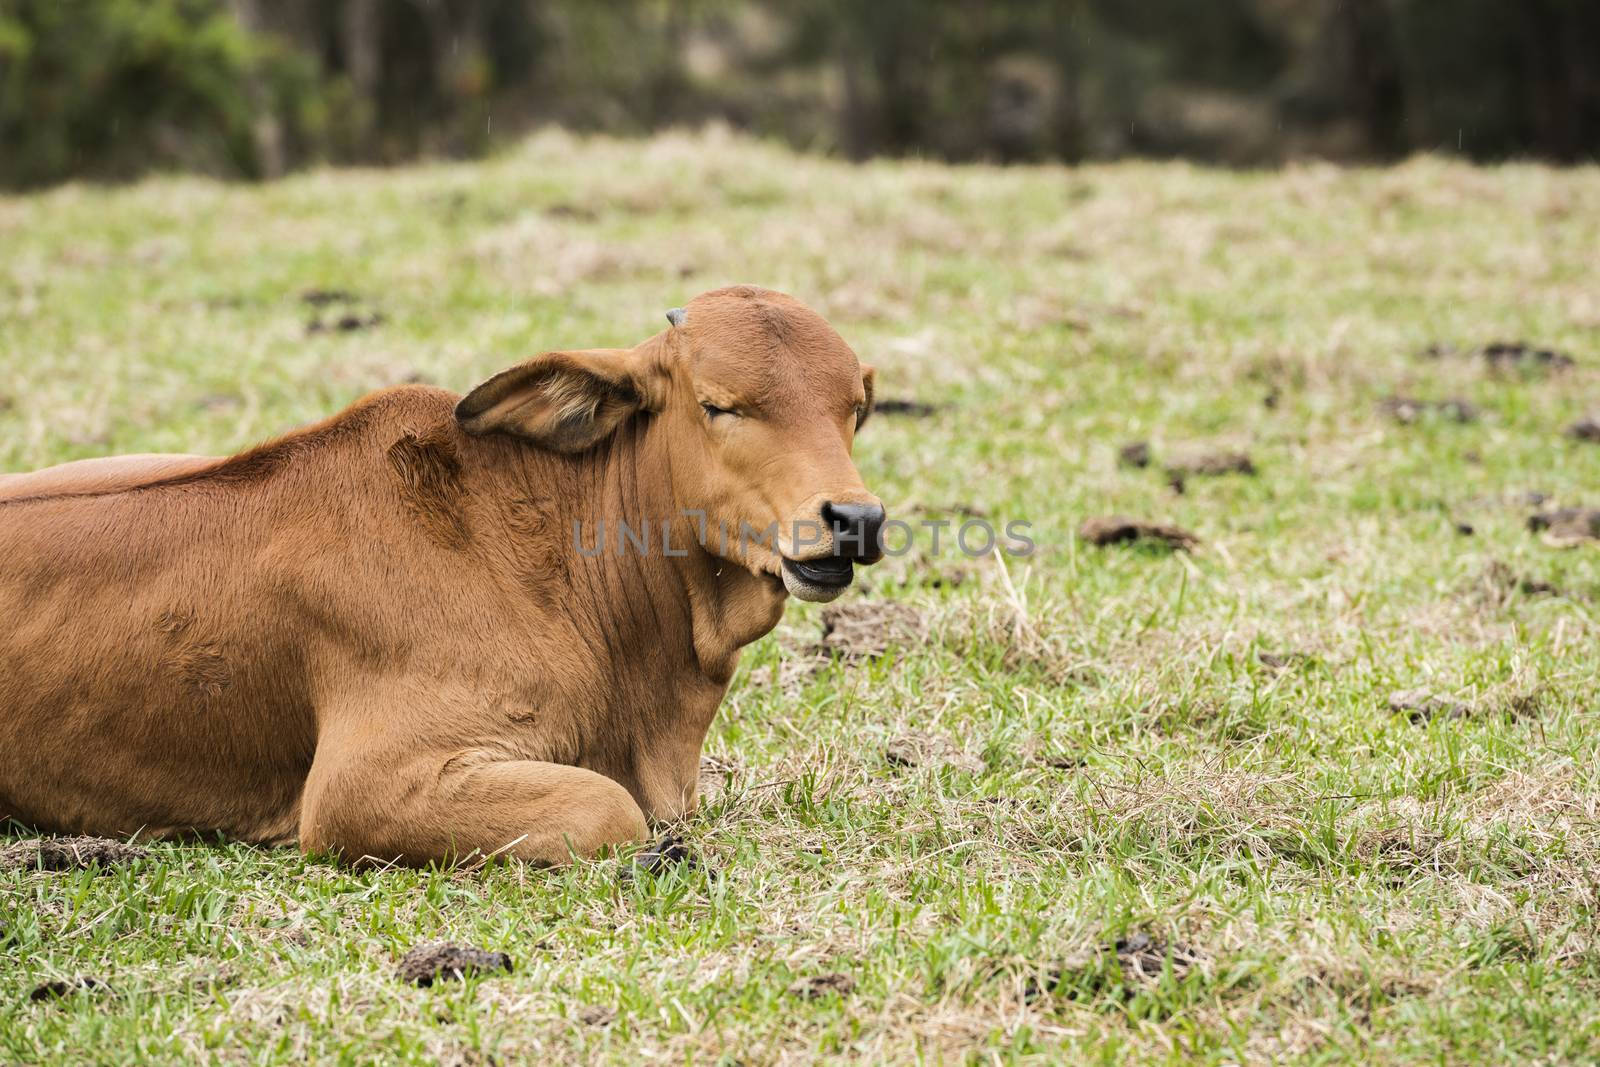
298, 741, 648, 867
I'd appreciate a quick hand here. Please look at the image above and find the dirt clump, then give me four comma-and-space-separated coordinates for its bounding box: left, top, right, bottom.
1164, 448, 1255, 492
29, 977, 111, 1002
1115, 441, 1255, 486
301, 288, 384, 333
396, 942, 513, 987
1388, 688, 1470, 724
911, 501, 989, 520
1112, 932, 1201, 980
1256, 650, 1309, 673
300, 288, 359, 307
1377, 396, 1478, 424
884, 731, 985, 774
786, 972, 855, 1000
1117, 441, 1151, 468
924, 563, 972, 590
1030, 747, 1087, 770
1566, 416, 1600, 442
308, 311, 385, 335
1026, 932, 1203, 1001
873, 398, 941, 417
0, 836, 148, 873
1423, 340, 1575, 372
819, 601, 928, 660
1527, 507, 1600, 547
1078, 515, 1199, 551
197, 392, 241, 413
1480, 560, 1562, 601
1019, 733, 1088, 768
1500, 688, 1549, 721
545, 202, 600, 222
1166, 448, 1255, 478
621, 834, 715, 881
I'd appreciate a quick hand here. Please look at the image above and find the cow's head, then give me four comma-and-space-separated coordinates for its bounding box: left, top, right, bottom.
457, 286, 885, 602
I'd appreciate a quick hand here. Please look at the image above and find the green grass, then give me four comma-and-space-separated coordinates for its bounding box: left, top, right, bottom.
3, 130, 1600, 1064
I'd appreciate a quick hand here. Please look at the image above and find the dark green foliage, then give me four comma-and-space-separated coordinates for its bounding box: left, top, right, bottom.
2, 0, 1597, 187
0, 0, 322, 186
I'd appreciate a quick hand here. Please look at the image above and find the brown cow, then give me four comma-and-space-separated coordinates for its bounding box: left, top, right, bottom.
0, 285, 885, 866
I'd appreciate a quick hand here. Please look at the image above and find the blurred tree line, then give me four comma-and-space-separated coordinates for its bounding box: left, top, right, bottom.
2, 0, 1597, 187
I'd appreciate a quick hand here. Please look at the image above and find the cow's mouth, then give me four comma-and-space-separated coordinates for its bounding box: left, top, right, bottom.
783, 555, 853, 586
780, 555, 854, 601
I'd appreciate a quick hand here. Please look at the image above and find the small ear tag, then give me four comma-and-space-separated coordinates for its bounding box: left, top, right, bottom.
665, 307, 687, 328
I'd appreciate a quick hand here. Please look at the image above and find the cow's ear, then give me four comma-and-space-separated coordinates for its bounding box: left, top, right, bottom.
856, 364, 877, 431
456, 347, 664, 452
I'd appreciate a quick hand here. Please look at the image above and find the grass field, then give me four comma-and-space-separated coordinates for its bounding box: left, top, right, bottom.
3, 129, 1599, 1064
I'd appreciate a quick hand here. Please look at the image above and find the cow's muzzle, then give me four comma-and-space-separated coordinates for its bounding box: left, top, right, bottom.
821, 500, 886, 563
779, 500, 885, 602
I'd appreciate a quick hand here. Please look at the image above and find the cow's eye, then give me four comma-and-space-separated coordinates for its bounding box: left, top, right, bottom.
854, 405, 867, 427
701, 402, 736, 420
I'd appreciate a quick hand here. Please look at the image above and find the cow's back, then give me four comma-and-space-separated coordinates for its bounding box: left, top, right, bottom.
0, 453, 219, 502
0, 455, 331, 841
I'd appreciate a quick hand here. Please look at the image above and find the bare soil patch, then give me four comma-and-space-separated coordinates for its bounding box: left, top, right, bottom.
697, 754, 741, 804
819, 601, 928, 660
745, 654, 830, 693
0, 836, 148, 873
884, 732, 985, 774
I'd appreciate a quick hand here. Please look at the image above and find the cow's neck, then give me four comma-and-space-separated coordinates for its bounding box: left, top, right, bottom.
534, 416, 784, 820
575, 414, 787, 687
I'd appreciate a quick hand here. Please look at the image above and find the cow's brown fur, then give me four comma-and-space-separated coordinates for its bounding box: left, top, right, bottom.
0, 286, 882, 866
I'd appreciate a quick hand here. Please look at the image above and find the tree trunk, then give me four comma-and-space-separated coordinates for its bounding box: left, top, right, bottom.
227, 0, 286, 177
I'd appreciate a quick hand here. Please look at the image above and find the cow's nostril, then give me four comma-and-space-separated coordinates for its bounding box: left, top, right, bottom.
821, 501, 886, 560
